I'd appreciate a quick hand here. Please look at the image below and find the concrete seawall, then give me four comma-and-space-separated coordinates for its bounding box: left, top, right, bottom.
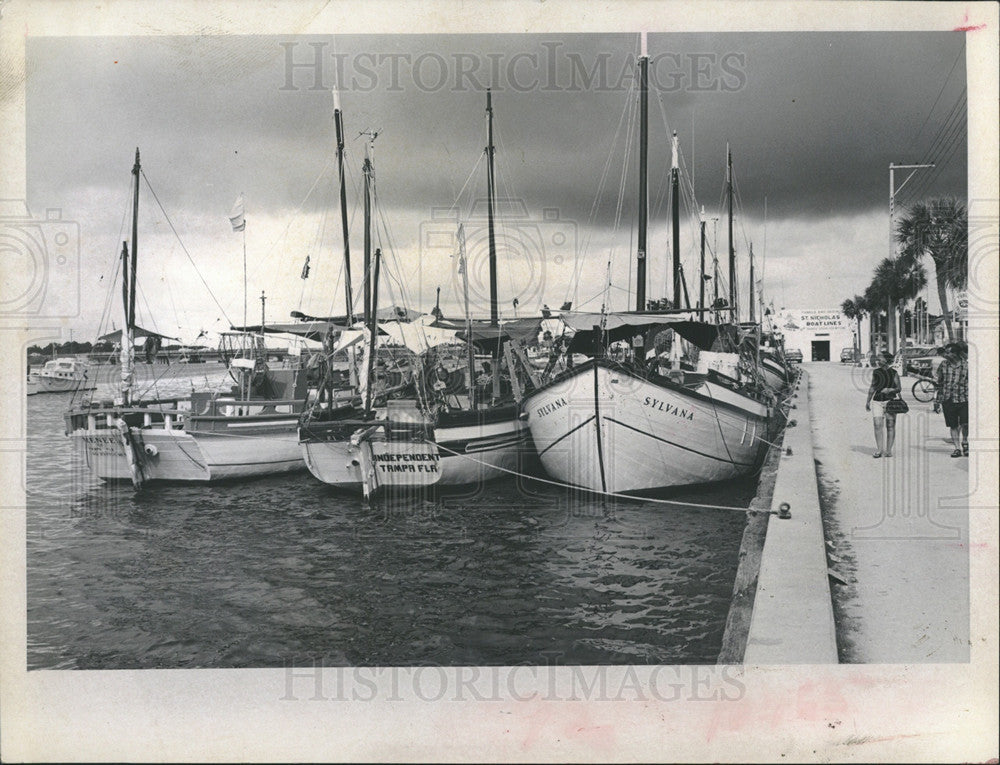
719, 369, 839, 664
720, 361, 973, 665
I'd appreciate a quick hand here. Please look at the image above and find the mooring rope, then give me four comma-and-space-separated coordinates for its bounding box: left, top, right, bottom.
425, 438, 774, 514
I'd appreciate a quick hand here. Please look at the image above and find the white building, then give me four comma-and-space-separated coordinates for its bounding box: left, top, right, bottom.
772, 309, 856, 362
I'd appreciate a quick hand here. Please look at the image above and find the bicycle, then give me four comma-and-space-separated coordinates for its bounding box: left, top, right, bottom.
911, 377, 938, 403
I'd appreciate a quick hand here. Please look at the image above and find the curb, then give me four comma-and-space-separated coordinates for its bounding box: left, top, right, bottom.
743, 369, 839, 664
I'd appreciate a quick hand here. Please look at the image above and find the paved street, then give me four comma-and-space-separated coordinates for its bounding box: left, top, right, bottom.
805, 362, 971, 662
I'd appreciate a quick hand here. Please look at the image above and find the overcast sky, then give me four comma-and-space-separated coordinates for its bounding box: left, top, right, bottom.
23, 32, 967, 343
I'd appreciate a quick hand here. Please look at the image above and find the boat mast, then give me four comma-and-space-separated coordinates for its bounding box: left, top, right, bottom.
120, 148, 141, 406
635, 33, 649, 312
485, 88, 499, 327
364, 248, 382, 416
120, 241, 132, 405
670, 131, 681, 309
727, 145, 737, 322
130, 149, 139, 336
699, 206, 706, 311
748, 242, 755, 324
334, 90, 354, 325
712, 217, 720, 324
362, 134, 375, 323
457, 225, 477, 409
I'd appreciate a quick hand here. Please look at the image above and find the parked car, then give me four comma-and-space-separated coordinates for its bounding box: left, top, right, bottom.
785, 348, 804, 363
906, 352, 946, 379
840, 347, 856, 363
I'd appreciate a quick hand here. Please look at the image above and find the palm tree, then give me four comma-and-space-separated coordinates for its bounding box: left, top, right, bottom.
866, 257, 927, 354
895, 197, 968, 341
897, 259, 927, 350
840, 295, 867, 361
873, 256, 927, 352
863, 280, 887, 355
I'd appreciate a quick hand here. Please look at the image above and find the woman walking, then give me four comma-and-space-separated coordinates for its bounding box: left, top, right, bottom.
866, 351, 902, 458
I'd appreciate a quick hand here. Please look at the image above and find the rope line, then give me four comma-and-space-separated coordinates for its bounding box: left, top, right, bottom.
140, 171, 233, 326
424, 438, 773, 514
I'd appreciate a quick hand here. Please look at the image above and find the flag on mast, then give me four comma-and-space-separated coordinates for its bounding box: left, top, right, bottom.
456, 225, 466, 274
229, 194, 246, 232
300, 255, 311, 280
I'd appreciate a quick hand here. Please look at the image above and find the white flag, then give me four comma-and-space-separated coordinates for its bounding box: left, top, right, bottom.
456, 224, 466, 274
229, 194, 246, 232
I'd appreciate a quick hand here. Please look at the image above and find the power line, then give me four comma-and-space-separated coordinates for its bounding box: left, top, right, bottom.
901, 93, 967, 205
912, 40, 966, 146
897, 89, 967, 206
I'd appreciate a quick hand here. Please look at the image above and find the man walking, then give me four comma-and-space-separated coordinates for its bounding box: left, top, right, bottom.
935, 342, 969, 457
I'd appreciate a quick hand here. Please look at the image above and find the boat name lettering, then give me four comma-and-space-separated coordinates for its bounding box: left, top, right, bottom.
87, 434, 124, 455
371, 452, 439, 463
643, 396, 695, 421
536, 397, 568, 418
375, 461, 439, 474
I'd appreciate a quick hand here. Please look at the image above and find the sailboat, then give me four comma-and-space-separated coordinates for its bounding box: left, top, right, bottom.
65, 149, 310, 488
297, 96, 426, 490
521, 38, 777, 496
300, 90, 533, 496
355, 89, 536, 496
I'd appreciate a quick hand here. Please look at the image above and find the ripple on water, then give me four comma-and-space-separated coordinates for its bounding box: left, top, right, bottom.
25, 366, 751, 669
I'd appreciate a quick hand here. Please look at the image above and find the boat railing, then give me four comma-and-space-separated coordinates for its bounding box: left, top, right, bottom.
188, 397, 307, 418
64, 401, 190, 435
74, 396, 190, 412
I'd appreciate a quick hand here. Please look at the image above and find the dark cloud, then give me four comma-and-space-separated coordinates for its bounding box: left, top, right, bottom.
24, 31, 968, 332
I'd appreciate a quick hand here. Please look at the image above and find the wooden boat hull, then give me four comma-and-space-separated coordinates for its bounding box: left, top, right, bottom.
432, 406, 530, 486
68, 407, 305, 483
299, 405, 530, 491
299, 416, 369, 489
760, 357, 789, 391
523, 359, 771, 494
71, 426, 304, 482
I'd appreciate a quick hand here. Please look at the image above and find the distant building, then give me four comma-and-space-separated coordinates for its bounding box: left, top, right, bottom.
772, 309, 855, 362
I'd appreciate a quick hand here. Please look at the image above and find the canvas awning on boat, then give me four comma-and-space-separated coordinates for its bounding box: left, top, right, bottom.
563, 312, 679, 354
228, 321, 352, 342
435, 317, 541, 354
332, 329, 365, 354
288, 306, 424, 325
562, 312, 740, 355
97, 326, 178, 343
379, 322, 459, 354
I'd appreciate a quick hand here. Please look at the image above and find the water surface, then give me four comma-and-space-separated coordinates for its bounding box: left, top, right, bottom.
26, 362, 752, 668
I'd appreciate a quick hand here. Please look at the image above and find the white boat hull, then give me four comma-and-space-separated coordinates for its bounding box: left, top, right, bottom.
300, 423, 365, 489
299, 408, 529, 491
524, 360, 771, 494
431, 412, 529, 486
760, 358, 788, 391
71, 423, 304, 483
28, 358, 97, 395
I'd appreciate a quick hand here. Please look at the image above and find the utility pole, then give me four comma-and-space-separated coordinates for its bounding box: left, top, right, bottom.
888, 162, 933, 354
